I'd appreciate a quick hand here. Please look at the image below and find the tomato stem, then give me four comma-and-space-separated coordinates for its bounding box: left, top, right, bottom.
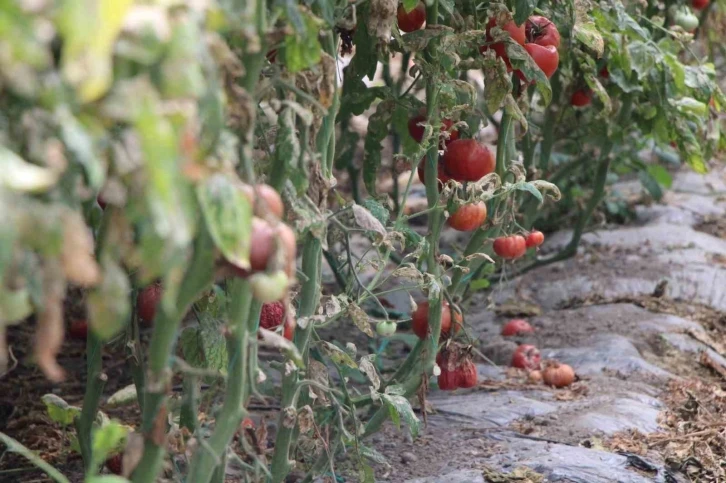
186, 279, 254, 483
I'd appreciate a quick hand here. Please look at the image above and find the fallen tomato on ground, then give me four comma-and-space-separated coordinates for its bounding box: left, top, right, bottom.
512, 344, 542, 370
501, 319, 535, 336
542, 361, 575, 388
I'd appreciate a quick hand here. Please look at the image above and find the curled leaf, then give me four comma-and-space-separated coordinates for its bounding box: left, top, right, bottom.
347, 302, 374, 337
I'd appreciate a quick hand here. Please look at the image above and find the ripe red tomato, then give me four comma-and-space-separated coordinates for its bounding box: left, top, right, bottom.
692, 0, 709, 10
512, 344, 541, 370
417, 158, 452, 189
599, 67, 610, 79
411, 301, 462, 340
260, 301, 285, 330
493, 235, 527, 259
441, 139, 495, 182
571, 90, 592, 107
501, 319, 535, 336
525, 16, 561, 48
408, 115, 459, 147
137, 284, 162, 325
525, 230, 545, 248
249, 218, 297, 276
448, 202, 487, 232
397, 2, 426, 33
106, 454, 123, 475
438, 368, 459, 390
480, 18, 526, 70
520, 44, 559, 80
242, 417, 255, 429
283, 315, 296, 341
457, 359, 478, 388
69, 320, 89, 340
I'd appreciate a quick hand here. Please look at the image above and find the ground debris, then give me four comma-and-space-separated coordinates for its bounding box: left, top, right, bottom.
483, 465, 544, 482
607, 379, 726, 482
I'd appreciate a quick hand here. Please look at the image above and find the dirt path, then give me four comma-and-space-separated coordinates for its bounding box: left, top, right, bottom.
366, 167, 726, 483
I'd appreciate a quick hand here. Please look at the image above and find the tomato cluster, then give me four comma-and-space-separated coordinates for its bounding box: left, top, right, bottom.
493, 230, 544, 259
224, 184, 297, 304
436, 346, 478, 390
518, 16, 560, 82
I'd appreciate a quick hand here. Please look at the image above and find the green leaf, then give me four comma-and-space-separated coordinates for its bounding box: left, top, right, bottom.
628, 41, 659, 80
160, 16, 205, 98
483, 57, 512, 114
86, 477, 131, 483
57, 0, 134, 102
0, 287, 33, 325
574, 21, 604, 57
638, 169, 664, 201
340, 83, 389, 118
106, 385, 138, 408
363, 100, 395, 196
0, 146, 59, 193
359, 445, 388, 465
470, 278, 491, 290
362, 199, 390, 226
506, 43, 552, 105
283, 12, 322, 73
41, 394, 81, 427
180, 314, 229, 377
584, 74, 612, 113
402, 0, 420, 11
91, 421, 128, 470
513, 0, 537, 26
197, 173, 253, 271
673, 97, 708, 117
320, 341, 358, 369
273, 107, 304, 191
382, 394, 420, 438
87, 257, 130, 340
346, 15, 378, 81
0, 431, 70, 483
513, 182, 543, 203
57, 110, 105, 191
647, 165, 672, 189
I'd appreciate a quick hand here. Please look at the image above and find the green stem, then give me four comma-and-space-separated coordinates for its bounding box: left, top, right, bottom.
186, 279, 253, 483
179, 376, 200, 432
75, 336, 105, 473
131, 230, 216, 483
495, 113, 513, 178
270, 234, 323, 483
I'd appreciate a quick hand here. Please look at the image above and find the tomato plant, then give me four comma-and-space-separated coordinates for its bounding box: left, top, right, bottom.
0, 0, 722, 481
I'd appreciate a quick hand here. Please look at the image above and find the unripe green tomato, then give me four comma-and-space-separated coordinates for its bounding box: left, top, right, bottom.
376, 321, 397, 337
250, 270, 288, 303
674, 10, 699, 31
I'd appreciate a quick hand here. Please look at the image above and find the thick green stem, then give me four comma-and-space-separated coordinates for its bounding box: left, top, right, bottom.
75, 333, 105, 472
270, 235, 323, 483
131, 230, 216, 483
179, 376, 200, 432
186, 279, 253, 483
495, 113, 513, 178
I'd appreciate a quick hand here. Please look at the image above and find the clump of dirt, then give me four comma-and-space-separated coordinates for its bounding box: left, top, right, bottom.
606, 379, 726, 482
694, 215, 726, 240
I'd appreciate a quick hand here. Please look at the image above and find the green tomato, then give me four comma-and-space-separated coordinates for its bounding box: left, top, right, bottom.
250, 270, 288, 303
376, 321, 397, 337
674, 10, 699, 31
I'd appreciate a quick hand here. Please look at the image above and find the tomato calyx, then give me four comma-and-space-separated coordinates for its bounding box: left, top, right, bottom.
525, 16, 561, 48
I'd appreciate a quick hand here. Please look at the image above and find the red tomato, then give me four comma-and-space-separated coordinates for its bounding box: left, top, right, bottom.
670, 141, 678, 149
480, 18, 526, 69
69, 320, 89, 340
457, 359, 478, 388
137, 284, 162, 325
525, 230, 545, 248
283, 316, 296, 341
511, 344, 541, 370
519, 44, 559, 80
692, 0, 709, 9
106, 454, 123, 475
571, 90, 592, 107
493, 235, 527, 259
397, 2, 426, 33
542, 361, 575, 388
501, 319, 535, 336
249, 219, 297, 276
441, 139, 495, 182
438, 368, 459, 390
599, 66, 610, 79
411, 301, 462, 340
242, 417, 255, 429
448, 202, 487, 232
255, 184, 284, 219
408, 115, 459, 147
525, 15, 561, 48
417, 159, 452, 189
260, 301, 285, 330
